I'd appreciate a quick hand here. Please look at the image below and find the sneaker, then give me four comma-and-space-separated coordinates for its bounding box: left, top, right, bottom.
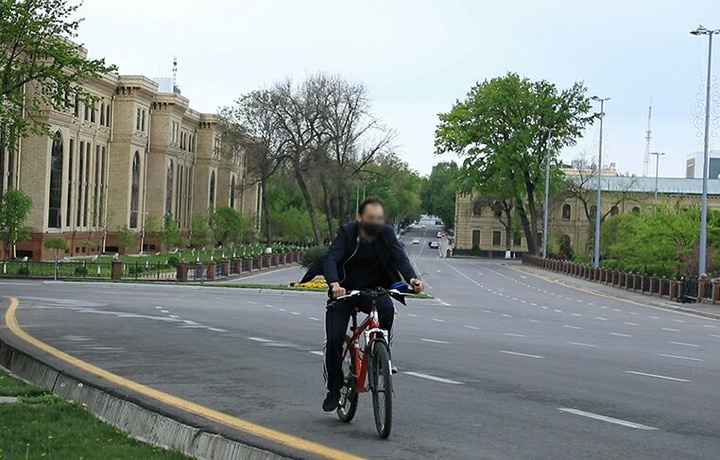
322, 390, 341, 412
391, 365, 398, 374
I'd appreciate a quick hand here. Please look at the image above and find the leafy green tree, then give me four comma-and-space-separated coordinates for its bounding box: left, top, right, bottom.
435, 72, 596, 254
189, 214, 212, 248
0, 0, 115, 143
421, 162, 459, 228
116, 226, 136, 253
0, 189, 32, 259
212, 206, 246, 247
162, 215, 181, 249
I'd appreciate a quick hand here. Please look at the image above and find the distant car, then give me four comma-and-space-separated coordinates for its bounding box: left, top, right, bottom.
429, 241, 439, 249
412, 238, 421, 245
437, 231, 444, 238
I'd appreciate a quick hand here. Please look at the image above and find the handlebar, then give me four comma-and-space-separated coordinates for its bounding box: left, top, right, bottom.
333, 281, 416, 301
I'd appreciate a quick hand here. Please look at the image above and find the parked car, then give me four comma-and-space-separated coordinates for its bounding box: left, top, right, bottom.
429, 241, 439, 249
412, 238, 421, 245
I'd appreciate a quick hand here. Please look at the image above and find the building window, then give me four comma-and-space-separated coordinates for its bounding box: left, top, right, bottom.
230, 175, 236, 208
100, 103, 105, 126
208, 170, 216, 210
472, 202, 482, 216
632, 206, 640, 214
136, 108, 142, 131
105, 104, 111, 127
141, 109, 146, 131
471, 230, 481, 248
90, 105, 95, 123
130, 152, 140, 228
83, 142, 90, 227
610, 205, 619, 216
84, 104, 89, 121
492, 230, 501, 246
48, 132, 63, 228
165, 160, 174, 215
66, 139, 74, 227
77, 141, 84, 226
562, 203, 571, 220
73, 93, 80, 118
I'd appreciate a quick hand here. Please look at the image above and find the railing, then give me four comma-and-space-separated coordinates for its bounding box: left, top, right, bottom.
175, 251, 304, 283
521, 255, 719, 303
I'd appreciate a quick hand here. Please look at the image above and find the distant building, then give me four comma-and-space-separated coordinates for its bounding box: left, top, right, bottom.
686, 151, 720, 178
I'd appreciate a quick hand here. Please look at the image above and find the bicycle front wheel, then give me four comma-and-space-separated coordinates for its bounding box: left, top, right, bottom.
370, 341, 393, 438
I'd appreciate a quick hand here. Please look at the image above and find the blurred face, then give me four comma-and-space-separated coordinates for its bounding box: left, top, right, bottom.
358, 203, 385, 238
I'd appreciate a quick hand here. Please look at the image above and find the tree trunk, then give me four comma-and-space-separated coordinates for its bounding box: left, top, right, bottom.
261, 182, 273, 245
504, 209, 513, 251
516, 199, 537, 255
320, 175, 335, 237
293, 163, 323, 244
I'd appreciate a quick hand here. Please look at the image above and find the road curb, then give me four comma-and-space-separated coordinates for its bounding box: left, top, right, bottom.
0, 329, 288, 460
508, 264, 720, 321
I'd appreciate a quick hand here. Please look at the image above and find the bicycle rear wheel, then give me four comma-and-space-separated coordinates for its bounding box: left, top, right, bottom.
337, 337, 359, 422
370, 341, 393, 438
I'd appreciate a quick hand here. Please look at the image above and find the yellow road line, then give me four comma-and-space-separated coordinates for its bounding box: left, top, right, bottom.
4, 297, 364, 460
505, 265, 718, 321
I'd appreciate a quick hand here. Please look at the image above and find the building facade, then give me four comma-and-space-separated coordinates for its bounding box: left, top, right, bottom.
454, 175, 720, 257
1, 47, 260, 260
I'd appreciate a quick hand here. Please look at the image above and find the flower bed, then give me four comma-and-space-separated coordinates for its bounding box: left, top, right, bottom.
290, 276, 328, 290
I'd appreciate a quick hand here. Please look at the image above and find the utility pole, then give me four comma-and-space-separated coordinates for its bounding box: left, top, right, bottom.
591, 96, 610, 268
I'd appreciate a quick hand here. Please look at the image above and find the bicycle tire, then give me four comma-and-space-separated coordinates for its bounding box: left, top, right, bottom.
370, 341, 393, 438
337, 337, 359, 422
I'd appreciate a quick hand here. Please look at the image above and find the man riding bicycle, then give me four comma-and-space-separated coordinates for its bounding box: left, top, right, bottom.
321, 197, 424, 412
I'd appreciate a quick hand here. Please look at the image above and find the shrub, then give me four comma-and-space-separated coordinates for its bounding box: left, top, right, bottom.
74, 265, 88, 276
300, 246, 328, 268
128, 264, 145, 275
16, 266, 30, 276
167, 255, 181, 268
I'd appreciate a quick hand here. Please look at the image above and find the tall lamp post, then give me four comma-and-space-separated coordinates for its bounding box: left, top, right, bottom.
591, 96, 610, 268
540, 127, 553, 259
691, 25, 719, 276
649, 151, 665, 201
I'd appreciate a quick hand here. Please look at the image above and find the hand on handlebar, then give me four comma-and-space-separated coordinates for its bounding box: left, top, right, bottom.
410, 278, 425, 294
330, 282, 346, 299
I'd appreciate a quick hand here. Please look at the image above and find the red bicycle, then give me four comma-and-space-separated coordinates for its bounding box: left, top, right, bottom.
332, 285, 411, 438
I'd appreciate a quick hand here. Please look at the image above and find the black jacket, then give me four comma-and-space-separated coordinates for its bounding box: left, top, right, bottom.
300, 221, 417, 287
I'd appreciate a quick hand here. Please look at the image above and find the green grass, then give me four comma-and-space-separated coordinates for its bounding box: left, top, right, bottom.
0, 369, 192, 460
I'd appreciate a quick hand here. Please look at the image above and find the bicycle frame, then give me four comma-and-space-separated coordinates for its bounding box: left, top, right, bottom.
343, 303, 388, 394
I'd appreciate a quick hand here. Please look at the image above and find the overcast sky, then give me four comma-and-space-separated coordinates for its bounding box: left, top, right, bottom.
77, 0, 720, 177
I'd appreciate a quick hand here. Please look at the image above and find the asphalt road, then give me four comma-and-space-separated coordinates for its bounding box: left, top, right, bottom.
3, 226, 720, 459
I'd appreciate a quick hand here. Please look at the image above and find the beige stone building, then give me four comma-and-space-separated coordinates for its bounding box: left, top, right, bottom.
454, 174, 720, 257
2, 47, 260, 260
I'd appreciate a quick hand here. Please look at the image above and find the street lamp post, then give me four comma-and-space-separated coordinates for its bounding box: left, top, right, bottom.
591, 96, 610, 268
540, 127, 553, 259
649, 151, 665, 201
691, 25, 720, 276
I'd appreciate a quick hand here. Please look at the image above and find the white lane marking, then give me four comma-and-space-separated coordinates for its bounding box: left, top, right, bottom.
179, 325, 206, 328
308, 317, 320, 322
558, 408, 657, 430
529, 319, 542, 323
610, 332, 632, 338
595, 317, 608, 321
278, 308, 286, 312
624, 322, 639, 326
309, 351, 324, 356
503, 333, 526, 338
154, 306, 162, 309
662, 327, 679, 332
502, 314, 513, 318
711, 334, 720, 338
265, 304, 274, 308
421, 338, 451, 344
207, 327, 227, 332
247, 301, 257, 305
500, 350, 544, 359
554, 309, 563, 314
567, 342, 599, 348
657, 353, 704, 362
542, 306, 549, 310
563, 324, 581, 330
482, 309, 491, 313
613, 308, 622, 312
673, 319, 685, 324
168, 314, 180, 319
671, 342, 699, 347
432, 318, 445, 323
576, 300, 583, 303
650, 316, 659, 320
625, 370, 690, 383
290, 312, 300, 316
572, 313, 582, 317
601, 306, 609, 310
703, 324, 717, 329
247, 337, 273, 343
521, 300, 527, 304
465, 325, 481, 330
160, 310, 169, 313
407, 313, 418, 317
404, 372, 462, 385
530, 303, 537, 306
630, 312, 639, 316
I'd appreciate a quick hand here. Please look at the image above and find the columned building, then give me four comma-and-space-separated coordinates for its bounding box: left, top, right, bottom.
7, 46, 260, 260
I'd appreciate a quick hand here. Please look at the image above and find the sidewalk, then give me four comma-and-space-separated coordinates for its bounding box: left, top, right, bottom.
510, 263, 720, 320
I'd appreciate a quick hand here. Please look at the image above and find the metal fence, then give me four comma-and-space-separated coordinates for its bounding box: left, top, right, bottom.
0, 261, 176, 281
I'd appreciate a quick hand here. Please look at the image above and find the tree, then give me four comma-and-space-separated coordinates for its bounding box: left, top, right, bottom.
44, 236, 68, 279
189, 214, 212, 248
116, 226, 135, 253
162, 215, 181, 250
0, 0, 116, 147
212, 206, 246, 247
0, 189, 32, 259
435, 73, 596, 254
421, 162, 459, 228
